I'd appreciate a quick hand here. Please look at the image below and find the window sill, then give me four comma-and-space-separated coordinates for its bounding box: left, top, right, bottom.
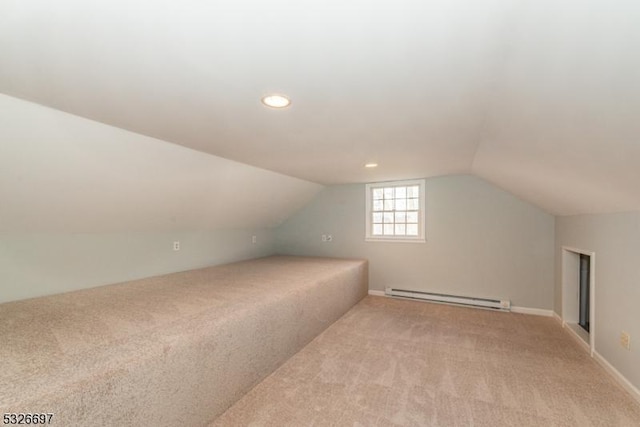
365, 237, 426, 244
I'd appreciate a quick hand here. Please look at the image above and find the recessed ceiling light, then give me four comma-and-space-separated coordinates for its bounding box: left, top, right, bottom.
261, 94, 291, 108
364, 163, 378, 168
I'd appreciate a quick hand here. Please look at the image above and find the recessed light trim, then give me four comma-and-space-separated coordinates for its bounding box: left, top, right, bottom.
261, 94, 291, 108
364, 163, 378, 168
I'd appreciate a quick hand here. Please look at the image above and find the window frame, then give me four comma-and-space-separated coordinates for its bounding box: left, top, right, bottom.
365, 179, 426, 243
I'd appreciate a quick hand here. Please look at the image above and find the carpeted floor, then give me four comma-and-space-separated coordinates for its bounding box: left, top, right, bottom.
212, 296, 640, 426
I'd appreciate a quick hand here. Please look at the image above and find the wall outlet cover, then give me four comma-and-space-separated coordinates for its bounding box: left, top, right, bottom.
620, 331, 631, 350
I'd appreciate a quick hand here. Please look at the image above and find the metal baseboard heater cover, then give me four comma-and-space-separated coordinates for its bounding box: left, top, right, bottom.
385, 287, 511, 311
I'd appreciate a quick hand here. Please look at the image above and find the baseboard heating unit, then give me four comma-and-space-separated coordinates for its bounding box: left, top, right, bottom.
385, 287, 511, 311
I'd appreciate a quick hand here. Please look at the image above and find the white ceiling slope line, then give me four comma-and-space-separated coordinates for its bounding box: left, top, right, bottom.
0, 94, 323, 233
1, 0, 639, 216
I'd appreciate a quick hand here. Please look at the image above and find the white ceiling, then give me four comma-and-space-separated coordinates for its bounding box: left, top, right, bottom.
1, 0, 639, 216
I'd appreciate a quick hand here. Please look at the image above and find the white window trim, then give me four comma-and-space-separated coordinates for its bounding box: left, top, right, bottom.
365, 179, 426, 243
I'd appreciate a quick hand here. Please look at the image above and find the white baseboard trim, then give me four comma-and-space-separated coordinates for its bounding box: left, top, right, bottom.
563, 322, 591, 352
368, 290, 386, 297
593, 351, 640, 405
510, 306, 554, 317
552, 312, 562, 324
554, 319, 640, 405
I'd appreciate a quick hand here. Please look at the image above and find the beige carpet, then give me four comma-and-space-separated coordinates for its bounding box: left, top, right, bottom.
212, 296, 640, 426
0, 256, 367, 426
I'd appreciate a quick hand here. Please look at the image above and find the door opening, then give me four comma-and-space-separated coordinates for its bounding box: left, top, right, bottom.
579, 254, 590, 332
562, 246, 595, 355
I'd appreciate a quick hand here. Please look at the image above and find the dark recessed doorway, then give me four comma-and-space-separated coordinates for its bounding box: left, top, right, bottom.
579, 253, 590, 333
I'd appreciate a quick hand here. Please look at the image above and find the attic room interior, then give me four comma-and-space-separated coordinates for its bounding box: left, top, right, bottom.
1, 0, 640, 425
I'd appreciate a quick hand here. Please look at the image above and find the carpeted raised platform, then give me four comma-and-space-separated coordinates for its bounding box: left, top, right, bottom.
0, 256, 368, 426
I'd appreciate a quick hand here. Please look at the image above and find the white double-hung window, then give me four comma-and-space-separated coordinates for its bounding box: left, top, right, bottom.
365, 179, 426, 242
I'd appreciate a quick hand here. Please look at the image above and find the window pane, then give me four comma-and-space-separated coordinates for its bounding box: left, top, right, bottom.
367, 180, 424, 241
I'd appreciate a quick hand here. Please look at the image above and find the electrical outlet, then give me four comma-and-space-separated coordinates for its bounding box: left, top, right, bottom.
620, 331, 631, 350
173, 241, 180, 251
252, 235, 257, 244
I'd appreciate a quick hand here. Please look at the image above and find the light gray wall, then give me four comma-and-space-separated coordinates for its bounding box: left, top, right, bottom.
555, 212, 640, 390
275, 175, 555, 309
0, 230, 274, 303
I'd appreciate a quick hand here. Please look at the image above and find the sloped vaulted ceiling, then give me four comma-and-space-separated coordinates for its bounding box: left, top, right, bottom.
0, 94, 323, 233
1, 0, 639, 216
